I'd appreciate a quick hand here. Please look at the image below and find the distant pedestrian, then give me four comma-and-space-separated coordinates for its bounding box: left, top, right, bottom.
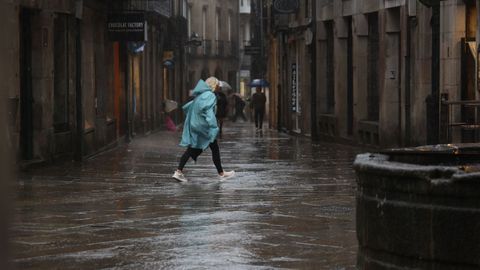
162, 99, 178, 132
172, 77, 235, 182
232, 94, 247, 122
214, 87, 228, 136
227, 90, 236, 120
250, 88, 267, 130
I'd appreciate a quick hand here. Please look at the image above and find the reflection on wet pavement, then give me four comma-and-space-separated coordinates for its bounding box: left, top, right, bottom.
13, 123, 364, 269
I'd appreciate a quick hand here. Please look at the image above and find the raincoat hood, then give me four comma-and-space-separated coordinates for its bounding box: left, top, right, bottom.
179, 80, 219, 150
192, 80, 212, 96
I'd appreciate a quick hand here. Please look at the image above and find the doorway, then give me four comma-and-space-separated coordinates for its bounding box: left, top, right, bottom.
460, 2, 477, 142
347, 17, 354, 135
20, 9, 34, 160
53, 14, 70, 133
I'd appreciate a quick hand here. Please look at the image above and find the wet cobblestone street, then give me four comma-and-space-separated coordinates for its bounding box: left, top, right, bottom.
13, 123, 365, 269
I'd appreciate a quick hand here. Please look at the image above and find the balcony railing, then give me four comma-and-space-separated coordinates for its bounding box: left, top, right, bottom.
186, 40, 238, 58
231, 42, 238, 57
215, 40, 225, 57
225, 41, 231, 56
441, 100, 480, 143
225, 41, 238, 57
241, 40, 252, 49
203, 40, 212, 56
123, 0, 172, 17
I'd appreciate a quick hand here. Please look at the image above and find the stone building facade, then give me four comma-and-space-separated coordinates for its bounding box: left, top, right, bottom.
239, 0, 252, 97
4, 0, 188, 164
0, 0, 14, 266
185, 0, 240, 90
266, 0, 480, 147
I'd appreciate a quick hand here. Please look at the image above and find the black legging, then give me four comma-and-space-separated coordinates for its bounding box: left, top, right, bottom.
254, 108, 265, 129
178, 140, 223, 174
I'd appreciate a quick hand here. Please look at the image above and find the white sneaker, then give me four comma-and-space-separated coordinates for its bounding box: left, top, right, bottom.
219, 170, 235, 180
172, 170, 188, 182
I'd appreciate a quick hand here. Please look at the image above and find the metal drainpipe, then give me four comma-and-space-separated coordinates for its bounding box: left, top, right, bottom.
310, 0, 318, 140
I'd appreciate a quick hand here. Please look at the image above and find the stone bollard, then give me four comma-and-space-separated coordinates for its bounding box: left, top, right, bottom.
354, 145, 480, 269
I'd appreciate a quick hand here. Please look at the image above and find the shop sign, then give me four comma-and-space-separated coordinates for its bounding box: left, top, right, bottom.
107, 13, 147, 41
273, 0, 299, 14
244, 46, 261, 55
291, 63, 297, 112
240, 70, 250, 78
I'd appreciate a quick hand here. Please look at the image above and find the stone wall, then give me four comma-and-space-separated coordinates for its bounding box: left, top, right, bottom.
4, 0, 184, 164
284, 0, 475, 146
0, 0, 15, 267
186, 0, 239, 89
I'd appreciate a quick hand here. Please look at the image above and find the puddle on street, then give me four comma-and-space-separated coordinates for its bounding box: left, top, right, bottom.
14, 123, 364, 269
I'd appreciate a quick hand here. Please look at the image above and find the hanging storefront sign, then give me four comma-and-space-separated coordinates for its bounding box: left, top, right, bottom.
107, 13, 147, 41
273, 0, 299, 14
291, 63, 298, 112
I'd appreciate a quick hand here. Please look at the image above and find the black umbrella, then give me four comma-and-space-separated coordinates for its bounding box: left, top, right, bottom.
248, 79, 270, 87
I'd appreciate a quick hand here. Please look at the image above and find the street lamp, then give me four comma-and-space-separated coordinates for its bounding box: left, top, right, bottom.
185, 32, 202, 47
184, 32, 202, 98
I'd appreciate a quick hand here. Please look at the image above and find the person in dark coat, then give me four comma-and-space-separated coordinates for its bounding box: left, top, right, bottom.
250, 88, 267, 130
214, 89, 228, 136
232, 94, 247, 122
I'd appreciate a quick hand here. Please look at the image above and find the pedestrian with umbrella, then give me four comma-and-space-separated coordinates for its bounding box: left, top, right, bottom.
251, 88, 267, 130
249, 79, 269, 130
172, 77, 235, 182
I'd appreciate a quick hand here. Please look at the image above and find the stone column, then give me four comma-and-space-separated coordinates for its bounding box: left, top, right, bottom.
334, 17, 349, 139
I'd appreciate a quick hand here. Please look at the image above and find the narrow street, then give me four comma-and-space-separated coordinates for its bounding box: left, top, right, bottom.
13, 123, 364, 270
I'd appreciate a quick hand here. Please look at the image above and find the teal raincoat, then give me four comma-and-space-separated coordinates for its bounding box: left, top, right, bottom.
180, 80, 219, 150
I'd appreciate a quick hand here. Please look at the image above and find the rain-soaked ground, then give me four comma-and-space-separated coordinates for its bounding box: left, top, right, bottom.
13, 122, 366, 269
